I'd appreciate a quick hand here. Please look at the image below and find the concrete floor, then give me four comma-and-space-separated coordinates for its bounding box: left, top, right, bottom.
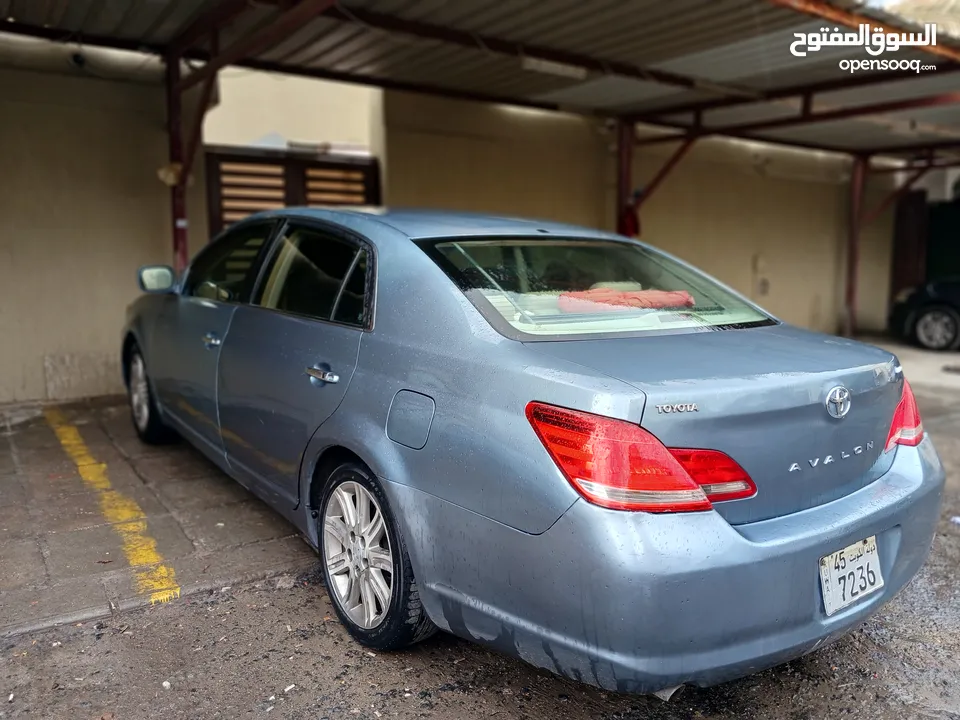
1, 340, 958, 719
0, 399, 315, 637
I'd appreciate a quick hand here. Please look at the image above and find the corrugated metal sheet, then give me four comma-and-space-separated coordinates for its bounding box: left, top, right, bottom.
754, 110, 959, 148
0, 0, 958, 156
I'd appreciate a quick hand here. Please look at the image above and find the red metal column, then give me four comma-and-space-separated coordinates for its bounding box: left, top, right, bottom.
845, 155, 868, 337
635, 137, 697, 209
861, 163, 935, 226
616, 119, 634, 234
166, 55, 189, 274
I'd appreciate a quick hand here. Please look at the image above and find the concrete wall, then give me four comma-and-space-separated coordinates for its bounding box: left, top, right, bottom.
380, 90, 895, 335
0, 66, 207, 404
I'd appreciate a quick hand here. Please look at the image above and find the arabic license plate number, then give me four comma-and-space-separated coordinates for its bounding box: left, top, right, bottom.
819, 536, 884, 616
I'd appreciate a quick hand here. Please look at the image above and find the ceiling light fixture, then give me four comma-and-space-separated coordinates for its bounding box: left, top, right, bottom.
521, 56, 588, 80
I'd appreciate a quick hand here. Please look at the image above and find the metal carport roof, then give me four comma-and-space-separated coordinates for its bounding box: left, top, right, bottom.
2, 0, 959, 160
2, 0, 958, 335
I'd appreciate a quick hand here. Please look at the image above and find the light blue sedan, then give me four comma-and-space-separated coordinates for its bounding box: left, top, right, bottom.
123, 209, 944, 695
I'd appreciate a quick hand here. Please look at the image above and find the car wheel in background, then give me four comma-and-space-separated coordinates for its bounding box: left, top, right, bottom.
913, 305, 960, 351
127, 346, 177, 444
319, 461, 436, 650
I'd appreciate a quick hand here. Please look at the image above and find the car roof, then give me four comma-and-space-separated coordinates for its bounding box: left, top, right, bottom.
250, 207, 622, 242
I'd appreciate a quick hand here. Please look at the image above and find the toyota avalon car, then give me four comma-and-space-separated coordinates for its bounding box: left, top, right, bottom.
122, 209, 944, 696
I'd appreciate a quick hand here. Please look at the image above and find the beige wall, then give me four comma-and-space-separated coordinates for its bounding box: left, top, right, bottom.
0, 65, 898, 404
380, 90, 894, 335
620, 138, 896, 334
204, 68, 377, 147
0, 66, 207, 403
381, 92, 608, 229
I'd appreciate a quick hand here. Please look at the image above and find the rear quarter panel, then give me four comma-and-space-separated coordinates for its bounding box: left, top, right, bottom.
298, 227, 646, 538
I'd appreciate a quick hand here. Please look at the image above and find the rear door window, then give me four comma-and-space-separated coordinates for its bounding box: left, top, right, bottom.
253, 224, 371, 327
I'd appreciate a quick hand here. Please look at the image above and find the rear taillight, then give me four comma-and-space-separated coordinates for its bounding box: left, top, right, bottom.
884, 379, 924, 452
525, 402, 756, 513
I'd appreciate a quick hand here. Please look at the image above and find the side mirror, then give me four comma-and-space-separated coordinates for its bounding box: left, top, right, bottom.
137, 265, 175, 293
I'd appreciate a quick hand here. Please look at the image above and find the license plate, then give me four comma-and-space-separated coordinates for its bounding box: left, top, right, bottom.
818, 536, 884, 616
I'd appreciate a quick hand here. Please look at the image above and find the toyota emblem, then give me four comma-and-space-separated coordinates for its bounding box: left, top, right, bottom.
825, 386, 852, 419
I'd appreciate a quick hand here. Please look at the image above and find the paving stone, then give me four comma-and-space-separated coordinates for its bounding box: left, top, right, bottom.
152, 475, 255, 511
132, 452, 225, 485
0, 576, 110, 635
21, 461, 147, 503
0, 538, 46, 590
0, 476, 27, 505
0, 449, 17, 476
102, 536, 315, 606
31, 482, 169, 534
177, 501, 298, 552
0, 503, 38, 542
44, 514, 196, 580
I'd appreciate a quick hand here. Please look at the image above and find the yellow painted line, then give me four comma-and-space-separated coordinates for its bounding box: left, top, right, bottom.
45, 409, 181, 604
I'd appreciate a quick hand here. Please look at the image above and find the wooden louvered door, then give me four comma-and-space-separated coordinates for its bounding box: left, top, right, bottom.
205, 146, 381, 238
218, 161, 286, 227
305, 166, 369, 206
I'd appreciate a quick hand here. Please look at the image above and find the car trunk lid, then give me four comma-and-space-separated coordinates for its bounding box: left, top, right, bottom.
523, 325, 903, 525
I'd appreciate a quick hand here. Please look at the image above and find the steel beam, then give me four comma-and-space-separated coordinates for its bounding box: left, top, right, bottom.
868, 159, 960, 173
165, 57, 190, 274
635, 120, 853, 155
1, 20, 166, 54
711, 91, 960, 135
181, 33, 220, 187
240, 57, 571, 112
861, 164, 933, 227
844, 155, 868, 337
630, 65, 960, 124
766, 0, 960, 65
635, 133, 692, 147
636, 137, 698, 209
863, 138, 960, 156
616, 120, 635, 234
169, 0, 254, 57
320, 6, 759, 100
178, 0, 337, 92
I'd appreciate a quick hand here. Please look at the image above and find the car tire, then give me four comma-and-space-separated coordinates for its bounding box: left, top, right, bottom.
318, 461, 437, 650
913, 305, 960, 351
126, 345, 177, 445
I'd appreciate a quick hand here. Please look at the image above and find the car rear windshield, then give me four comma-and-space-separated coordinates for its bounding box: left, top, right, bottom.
421, 237, 775, 338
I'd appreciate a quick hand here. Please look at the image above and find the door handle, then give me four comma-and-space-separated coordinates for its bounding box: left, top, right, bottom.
202, 332, 221, 349
306, 367, 339, 384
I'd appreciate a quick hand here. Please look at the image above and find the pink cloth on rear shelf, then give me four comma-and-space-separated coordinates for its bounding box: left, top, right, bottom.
557, 288, 695, 313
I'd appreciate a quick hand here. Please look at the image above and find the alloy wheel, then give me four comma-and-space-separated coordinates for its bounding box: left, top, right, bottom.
322, 480, 394, 629
916, 310, 957, 350
129, 354, 151, 432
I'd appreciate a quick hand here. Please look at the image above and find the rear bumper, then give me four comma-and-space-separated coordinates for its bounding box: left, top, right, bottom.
386, 437, 945, 694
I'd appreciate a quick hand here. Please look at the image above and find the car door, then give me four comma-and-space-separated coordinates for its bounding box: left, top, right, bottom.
152, 220, 277, 457
217, 221, 371, 509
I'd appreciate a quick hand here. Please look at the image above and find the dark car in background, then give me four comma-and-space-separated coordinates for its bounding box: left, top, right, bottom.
889, 279, 960, 351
